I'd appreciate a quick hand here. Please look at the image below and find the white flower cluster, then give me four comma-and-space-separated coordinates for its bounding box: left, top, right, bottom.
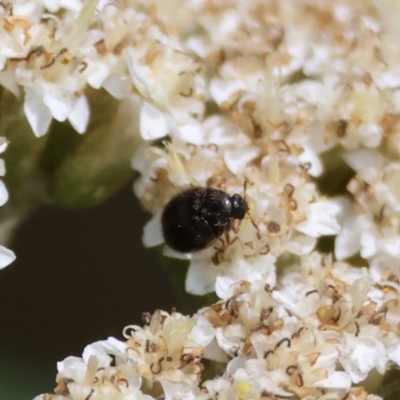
0, 136, 15, 268
335, 150, 400, 273
198, 253, 396, 400
36, 254, 396, 400
34, 310, 213, 400
0, 0, 204, 136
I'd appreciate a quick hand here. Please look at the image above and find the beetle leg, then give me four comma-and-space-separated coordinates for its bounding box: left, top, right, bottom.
216, 237, 226, 248
231, 219, 241, 234
249, 216, 261, 239
260, 243, 270, 255
211, 252, 220, 266
211, 246, 225, 265
228, 236, 242, 247
225, 230, 244, 249
224, 230, 230, 242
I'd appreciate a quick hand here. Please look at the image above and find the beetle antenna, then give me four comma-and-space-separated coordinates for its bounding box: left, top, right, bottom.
243, 176, 249, 198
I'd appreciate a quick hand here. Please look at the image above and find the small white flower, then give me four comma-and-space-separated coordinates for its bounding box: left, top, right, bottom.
339, 333, 387, 383
142, 212, 164, 248
41, 0, 82, 13
140, 101, 170, 141
295, 200, 342, 237
0, 246, 16, 269
0, 180, 8, 207
24, 87, 53, 137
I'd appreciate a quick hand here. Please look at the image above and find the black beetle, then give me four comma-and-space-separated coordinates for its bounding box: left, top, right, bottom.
161, 187, 249, 253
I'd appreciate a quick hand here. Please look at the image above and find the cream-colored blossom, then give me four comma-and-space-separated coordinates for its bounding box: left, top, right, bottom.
200, 253, 393, 399
0, 0, 205, 137
335, 150, 400, 266
36, 310, 210, 400
135, 113, 340, 295
33, 337, 153, 400
0, 138, 15, 268
174, 0, 400, 153
123, 309, 210, 399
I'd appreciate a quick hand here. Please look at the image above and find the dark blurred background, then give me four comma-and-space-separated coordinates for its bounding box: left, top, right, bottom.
0, 184, 178, 399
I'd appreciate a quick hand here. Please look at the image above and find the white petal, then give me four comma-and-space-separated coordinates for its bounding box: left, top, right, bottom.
203, 116, 243, 146
43, 89, 72, 122
86, 63, 110, 89
41, 0, 62, 12
24, 88, 52, 137
140, 102, 169, 140
369, 254, 400, 283
360, 230, 379, 259
0, 69, 19, 97
335, 225, 361, 260
0, 141, 8, 154
82, 338, 126, 366
333, 197, 361, 259
209, 78, 244, 105
0, 180, 8, 206
381, 236, 400, 258
387, 342, 400, 365
68, 95, 90, 134
215, 276, 236, 299
308, 119, 338, 154
298, 145, 323, 177
12, 3, 44, 22
186, 258, 215, 295
142, 212, 164, 248
296, 201, 341, 237
83, 343, 113, 368
0, 245, 16, 269
204, 338, 229, 363
56, 355, 84, 374
186, 36, 208, 59
343, 149, 383, 183
340, 335, 386, 383
0, 160, 5, 176
163, 247, 191, 260
102, 74, 131, 100
189, 316, 215, 347
123, 47, 150, 97
160, 380, 193, 400
203, 377, 231, 395
178, 123, 204, 145
359, 124, 382, 148
224, 145, 261, 175
59, 0, 82, 12
286, 233, 316, 255
313, 371, 351, 389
